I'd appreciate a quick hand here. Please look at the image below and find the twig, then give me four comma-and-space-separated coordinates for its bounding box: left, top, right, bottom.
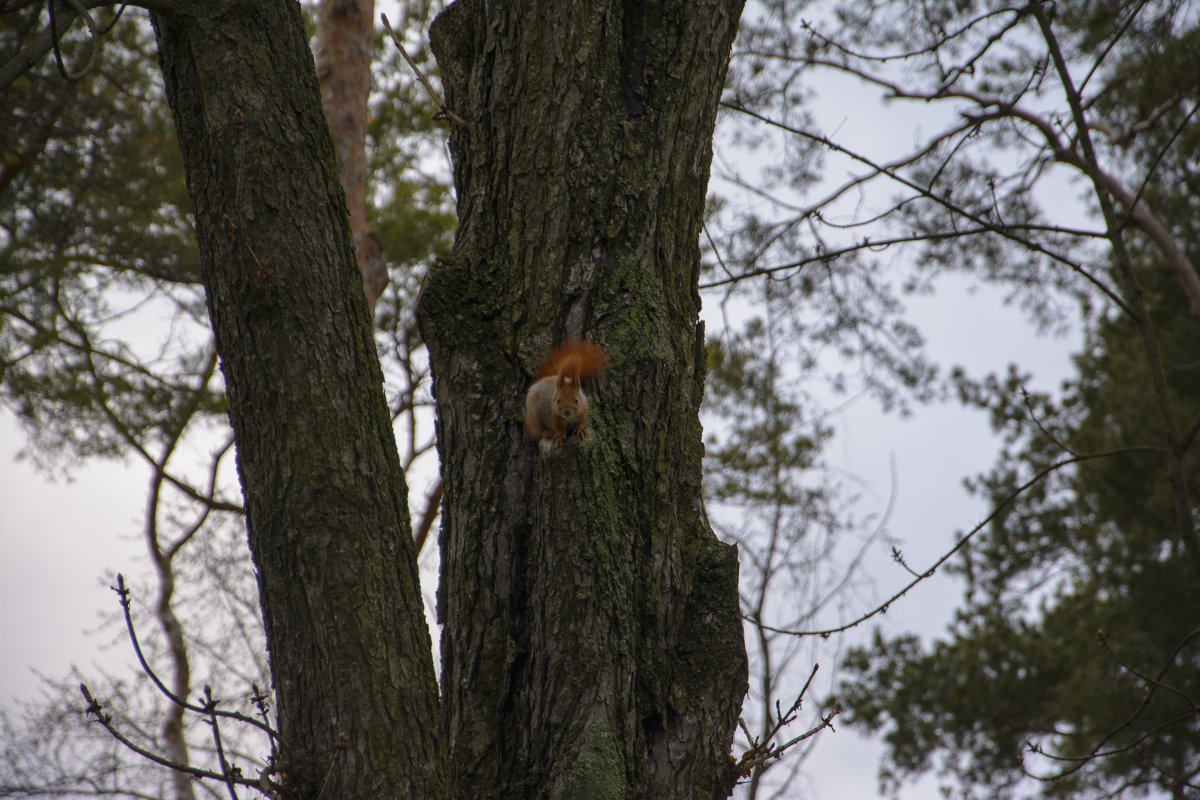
732, 665, 841, 778
80, 683, 259, 790
719, 99, 1134, 315
890, 546, 924, 579
48, 0, 98, 81
203, 686, 242, 800
250, 682, 280, 754
379, 13, 467, 127
1020, 386, 1077, 457
755, 446, 1160, 638
111, 574, 278, 738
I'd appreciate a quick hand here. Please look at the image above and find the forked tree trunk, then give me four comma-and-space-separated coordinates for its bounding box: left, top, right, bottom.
149, 3, 445, 799
421, 2, 749, 798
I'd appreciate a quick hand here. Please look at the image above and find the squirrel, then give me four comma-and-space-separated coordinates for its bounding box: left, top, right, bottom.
524, 340, 607, 445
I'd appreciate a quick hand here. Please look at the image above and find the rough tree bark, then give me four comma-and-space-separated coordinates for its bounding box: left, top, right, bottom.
420, 2, 749, 798
148, 3, 445, 798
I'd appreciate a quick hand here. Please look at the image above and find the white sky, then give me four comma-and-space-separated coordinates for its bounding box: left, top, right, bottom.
1, 421, 147, 699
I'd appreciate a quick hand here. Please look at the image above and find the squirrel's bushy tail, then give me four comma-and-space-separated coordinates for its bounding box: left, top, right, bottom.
535, 340, 607, 382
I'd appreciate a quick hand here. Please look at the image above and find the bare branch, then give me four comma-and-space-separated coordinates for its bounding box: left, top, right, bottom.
720, 100, 1135, 315
699, 224, 1105, 290
732, 665, 842, 779
738, 29, 1200, 318
0, 1, 169, 91
80, 683, 261, 791
48, 0, 100, 80
757, 446, 1160, 638
379, 13, 466, 127
1023, 626, 1200, 782
110, 575, 278, 739
412, 477, 443, 554
1097, 628, 1200, 710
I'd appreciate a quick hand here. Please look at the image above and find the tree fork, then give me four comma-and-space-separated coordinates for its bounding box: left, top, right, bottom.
421, 1, 749, 798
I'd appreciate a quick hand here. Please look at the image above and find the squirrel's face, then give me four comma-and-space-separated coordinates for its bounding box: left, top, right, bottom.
555, 393, 583, 424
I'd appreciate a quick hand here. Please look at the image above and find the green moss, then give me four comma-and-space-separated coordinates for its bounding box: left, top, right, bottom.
557, 718, 627, 800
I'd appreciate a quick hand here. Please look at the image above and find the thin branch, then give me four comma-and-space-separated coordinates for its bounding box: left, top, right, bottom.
1026, 627, 1200, 780
1028, 710, 1199, 770
412, 477, 443, 554
757, 446, 1160, 637
110, 575, 278, 738
1, 0, 168, 91
702, 219, 736, 283
700, 224, 1105, 290
715, 110, 988, 269
789, 6, 1022, 66
43, 296, 242, 515
80, 684, 260, 790
741, 41, 1200, 316
1124, 101, 1200, 232
732, 665, 841, 778
720, 100, 1135, 315
249, 683, 279, 756
379, 13, 466, 127
48, 0, 99, 80
795, 456, 899, 625
1020, 386, 1077, 458
202, 687, 241, 800
1097, 627, 1200, 710
1075, 0, 1155, 96
890, 546, 922, 579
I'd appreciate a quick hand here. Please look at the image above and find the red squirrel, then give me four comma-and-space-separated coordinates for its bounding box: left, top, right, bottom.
524, 340, 607, 445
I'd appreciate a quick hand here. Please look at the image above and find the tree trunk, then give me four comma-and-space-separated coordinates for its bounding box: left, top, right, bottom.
313, 0, 390, 318
421, 2, 748, 798
149, 3, 445, 798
